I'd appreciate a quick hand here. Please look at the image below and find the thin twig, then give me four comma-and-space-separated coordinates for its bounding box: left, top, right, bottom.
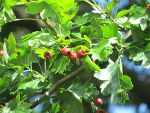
84, 0, 126, 30
38, 14, 57, 37
26, 0, 57, 37
30, 66, 84, 108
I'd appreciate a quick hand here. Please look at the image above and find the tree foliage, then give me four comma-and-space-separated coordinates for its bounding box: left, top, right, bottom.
1, 0, 149, 112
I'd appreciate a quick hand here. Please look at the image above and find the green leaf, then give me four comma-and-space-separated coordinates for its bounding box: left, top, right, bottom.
90, 39, 113, 61
1, 100, 32, 113
20, 31, 56, 49
140, 18, 147, 31
40, 2, 58, 20
0, 19, 5, 32
82, 56, 100, 72
2, 0, 27, 9
131, 29, 145, 44
18, 79, 41, 90
26, 1, 58, 20
25, 1, 44, 14
74, 13, 93, 26
50, 103, 60, 113
39, 0, 78, 24
130, 5, 146, 19
110, 90, 129, 105
32, 71, 46, 82
129, 47, 150, 68
51, 56, 70, 75
120, 75, 133, 90
95, 62, 133, 105
12, 71, 18, 81
68, 82, 99, 102
94, 62, 119, 81
7, 32, 16, 54
101, 22, 119, 38
106, 0, 118, 16
61, 92, 84, 113
116, 9, 130, 18
3, 43, 9, 63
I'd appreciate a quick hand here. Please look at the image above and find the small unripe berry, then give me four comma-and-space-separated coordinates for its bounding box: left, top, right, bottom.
76, 50, 86, 58
0, 50, 3, 57
44, 51, 52, 60
68, 53, 78, 61
147, 4, 150, 11
93, 98, 103, 106
61, 47, 71, 56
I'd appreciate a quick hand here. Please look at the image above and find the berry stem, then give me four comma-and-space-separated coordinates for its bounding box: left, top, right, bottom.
44, 60, 47, 73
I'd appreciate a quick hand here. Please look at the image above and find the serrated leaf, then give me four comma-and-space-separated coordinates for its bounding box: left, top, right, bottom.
68, 82, 99, 101
95, 62, 133, 105
110, 91, 129, 105
140, 18, 147, 31
128, 48, 150, 68
82, 56, 100, 72
90, 39, 113, 61
50, 103, 60, 113
7, 32, 16, 54
61, 92, 84, 113
130, 5, 146, 19
120, 75, 133, 90
39, 0, 79, 24
25, 1, 44, 14
51, 56, 70, 75
40, 2, 58, 20
116, 9, 130, 18
1, 100, 32, 113
18, 79, 40, 90
94, 63, 118, 81
74, 13, 93, 26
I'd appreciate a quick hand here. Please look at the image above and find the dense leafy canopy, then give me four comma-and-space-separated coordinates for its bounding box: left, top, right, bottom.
0, 0, 149, 112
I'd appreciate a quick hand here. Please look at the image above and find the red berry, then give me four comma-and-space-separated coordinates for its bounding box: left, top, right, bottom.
61, 47, 71, 56
93, 98, 103, 106
96, 108, 105, 113
68, 53, 78, 61
0, 50, 3, 57
76, 50, 86, 58
147, 4, 150, 11
44, 51, 52, 60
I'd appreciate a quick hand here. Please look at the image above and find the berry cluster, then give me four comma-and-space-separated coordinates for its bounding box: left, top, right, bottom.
60, 47, 86, 61
43, 47, 86, 61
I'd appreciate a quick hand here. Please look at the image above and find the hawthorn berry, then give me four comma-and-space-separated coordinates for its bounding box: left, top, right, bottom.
76, 50, 86, 58
44, 51, 52, 60
61, 47, 71, 56
93, 98, 103, 106
96, 108, 105, 113
68, 53, 78, 61
0, 50, 3, 57
147, 4, 150, 11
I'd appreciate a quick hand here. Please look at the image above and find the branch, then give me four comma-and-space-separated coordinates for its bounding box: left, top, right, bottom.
38, 14, 57, 37
30, 66, 84, 108
26, 0, 57, 37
